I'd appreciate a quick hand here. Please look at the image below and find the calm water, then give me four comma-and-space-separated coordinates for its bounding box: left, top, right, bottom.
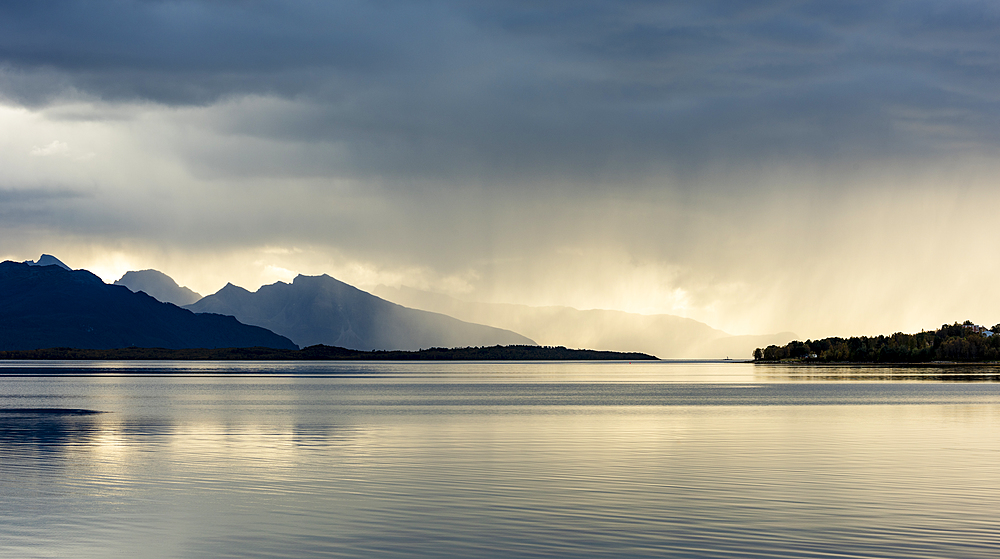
2, 361, 1000, 558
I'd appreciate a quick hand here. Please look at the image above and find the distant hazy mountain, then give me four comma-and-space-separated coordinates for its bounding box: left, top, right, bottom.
0, 261, 297, 351
186, 274, 536, 351
24, 254, 70, 270
115, 269, 202, 306
373, 285, 796, 359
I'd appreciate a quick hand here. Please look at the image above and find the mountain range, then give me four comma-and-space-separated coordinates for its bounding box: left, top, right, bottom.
185, 274, 535, 351
6, 253, 792, 357
0, 261, 296, 351
118, 266, 794, 357
374, 285, 796, 359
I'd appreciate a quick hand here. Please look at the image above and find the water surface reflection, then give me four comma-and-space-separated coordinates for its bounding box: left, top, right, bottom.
2, 363, 1000, 558
754, 362, 1000, 382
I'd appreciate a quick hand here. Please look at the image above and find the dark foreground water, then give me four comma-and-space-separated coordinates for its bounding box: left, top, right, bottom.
2, 361, 1000, 558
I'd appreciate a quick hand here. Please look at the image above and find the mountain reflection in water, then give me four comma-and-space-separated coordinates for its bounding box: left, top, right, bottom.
0, 410, 104, 453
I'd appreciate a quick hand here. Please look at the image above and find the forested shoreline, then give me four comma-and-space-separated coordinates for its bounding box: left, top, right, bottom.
754, 322, 1000, 363
0, 344, 657, 361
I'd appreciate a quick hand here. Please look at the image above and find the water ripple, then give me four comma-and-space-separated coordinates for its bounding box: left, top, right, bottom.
2, 365, 1000, 557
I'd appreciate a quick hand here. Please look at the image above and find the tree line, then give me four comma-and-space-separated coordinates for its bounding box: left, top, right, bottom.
0, 344, 658, 361
754, 322, 1000, 363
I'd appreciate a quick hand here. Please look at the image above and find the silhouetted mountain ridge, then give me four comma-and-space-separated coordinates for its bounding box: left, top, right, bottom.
186, 273, 536, 351
0, 261, 297, 351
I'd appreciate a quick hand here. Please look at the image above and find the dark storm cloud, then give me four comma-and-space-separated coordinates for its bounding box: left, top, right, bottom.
0, 185, 82, 201
2, 0, 999, 179
0, 0, 414, 104
0, 185, 89, 225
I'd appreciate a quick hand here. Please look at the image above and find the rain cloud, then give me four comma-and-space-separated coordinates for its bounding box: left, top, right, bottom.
2, 1, 1000, 339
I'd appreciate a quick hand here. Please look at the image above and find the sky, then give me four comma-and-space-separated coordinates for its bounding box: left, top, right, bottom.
2, 0, 1000, 339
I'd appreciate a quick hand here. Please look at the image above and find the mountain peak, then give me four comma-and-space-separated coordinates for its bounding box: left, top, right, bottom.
115, 269, 202, 306
4, 260, 102, 285
293, 273, 338, 283
24, 254, 70, 270
220, 282, 252, 294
